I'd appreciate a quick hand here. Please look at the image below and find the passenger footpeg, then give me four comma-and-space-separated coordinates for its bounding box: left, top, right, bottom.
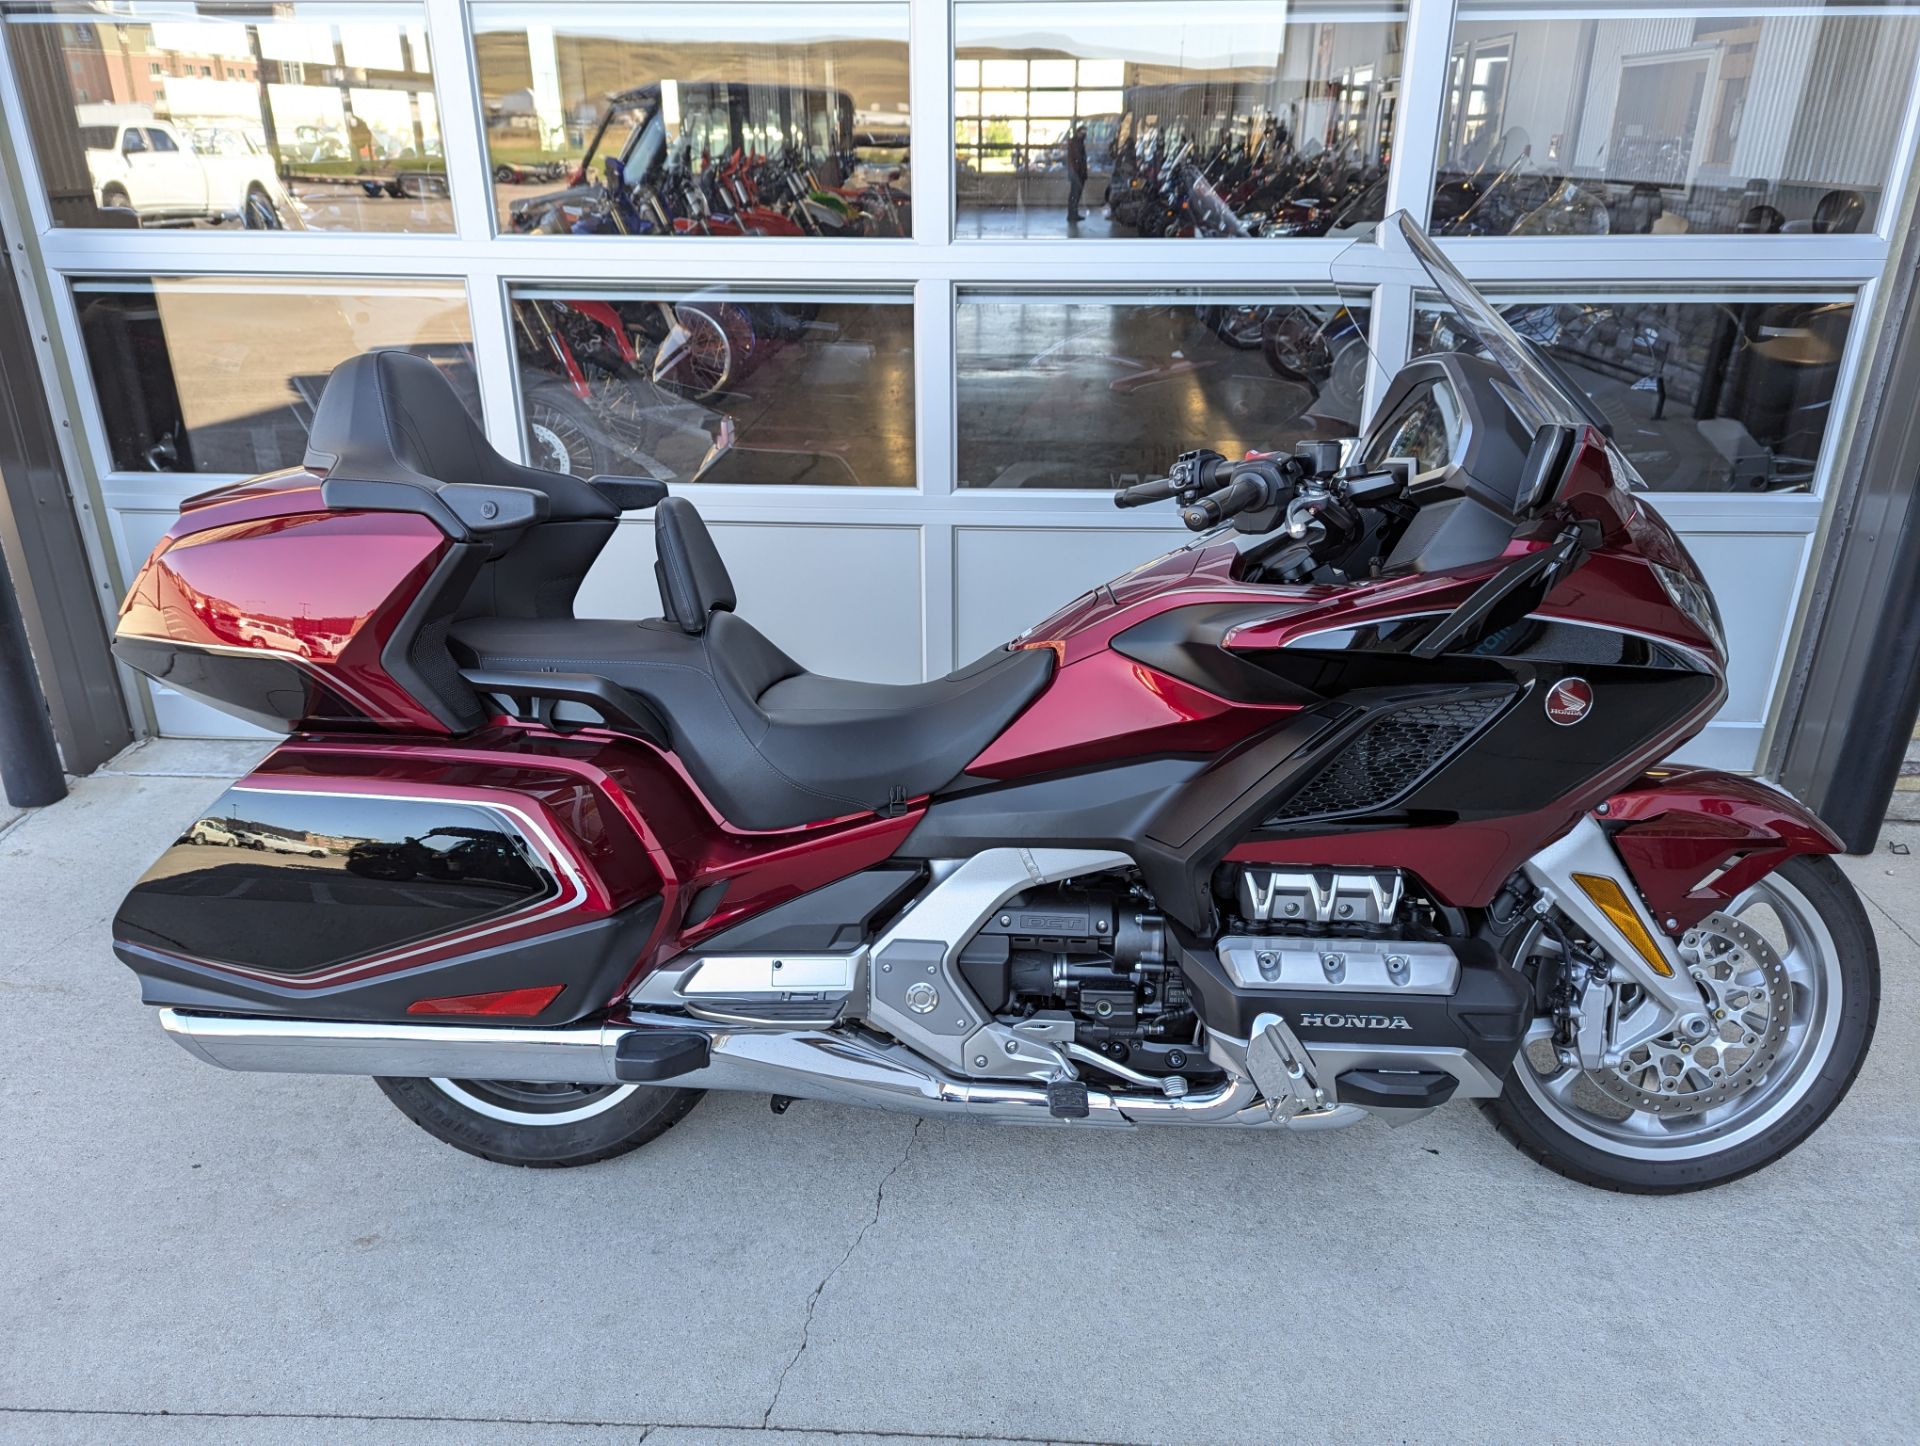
1046, 1079, 1091, 1119
1245, 1013, 1328, 1119
613, 1029, 711, 1082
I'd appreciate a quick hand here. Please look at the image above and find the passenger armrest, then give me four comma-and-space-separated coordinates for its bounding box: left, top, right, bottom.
588, 476, 669, 512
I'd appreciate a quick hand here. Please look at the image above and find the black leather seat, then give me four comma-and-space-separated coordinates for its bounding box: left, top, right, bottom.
451, 499, 1054, 830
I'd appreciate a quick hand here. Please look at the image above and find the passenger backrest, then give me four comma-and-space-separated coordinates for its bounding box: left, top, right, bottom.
655, 496, 736, 634
305, 350, 615, 526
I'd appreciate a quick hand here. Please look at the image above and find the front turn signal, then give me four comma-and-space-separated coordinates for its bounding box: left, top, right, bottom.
1570, 873, 1674, 977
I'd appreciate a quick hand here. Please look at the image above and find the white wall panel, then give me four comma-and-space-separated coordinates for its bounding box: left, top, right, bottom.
576, 520, 925, 683
952, 524, 1184, 663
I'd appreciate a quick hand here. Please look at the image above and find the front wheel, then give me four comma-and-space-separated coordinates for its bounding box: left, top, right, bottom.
376, 1076, 702, 1167
1489, 855, 1878, 1192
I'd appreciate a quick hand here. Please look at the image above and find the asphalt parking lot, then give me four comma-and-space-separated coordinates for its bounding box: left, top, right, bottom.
3, 741, 1915, 1444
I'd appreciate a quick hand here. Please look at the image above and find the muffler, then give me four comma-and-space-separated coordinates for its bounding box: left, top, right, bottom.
156, 1009, 1366, 1129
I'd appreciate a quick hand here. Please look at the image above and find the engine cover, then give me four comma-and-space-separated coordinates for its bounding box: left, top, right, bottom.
1180, 935, 1531, 1076
1237, 867, 1403, 926
1216, 934, 1456, 993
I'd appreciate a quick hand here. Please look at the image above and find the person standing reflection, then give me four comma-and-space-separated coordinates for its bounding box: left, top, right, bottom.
1066, 123, 1089, 227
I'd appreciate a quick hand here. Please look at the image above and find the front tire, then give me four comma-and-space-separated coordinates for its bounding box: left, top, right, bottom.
376, 1076, 702, 1167
1488, 856, 1878, 1192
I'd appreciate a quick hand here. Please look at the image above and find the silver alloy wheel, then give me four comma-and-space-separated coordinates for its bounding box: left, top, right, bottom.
428, 1078, 639, 1126
1515, 871, 1843, 1161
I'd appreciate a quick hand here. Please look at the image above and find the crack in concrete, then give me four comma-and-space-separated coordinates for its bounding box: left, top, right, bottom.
762, 1117, 923, 1429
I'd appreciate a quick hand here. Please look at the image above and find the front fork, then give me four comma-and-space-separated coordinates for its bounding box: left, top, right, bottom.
1522, 816, 1714, 1065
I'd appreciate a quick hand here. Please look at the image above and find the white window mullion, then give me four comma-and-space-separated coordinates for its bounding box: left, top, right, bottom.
468, 264, 525, 462
915, 275, 956, 496
911, 0, 955, 247
426, 0, 499, 243
1362, 282, 1414, 425
1385, 0, 1458, 229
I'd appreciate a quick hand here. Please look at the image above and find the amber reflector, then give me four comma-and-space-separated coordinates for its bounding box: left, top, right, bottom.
1570, 873, 1675, 977
408, 984, 564, 1017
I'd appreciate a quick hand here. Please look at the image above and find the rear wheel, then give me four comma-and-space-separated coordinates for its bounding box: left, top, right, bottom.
1488, 856, 1878, 1192
524, 381, 614, 477
376, 1075, 703, 1167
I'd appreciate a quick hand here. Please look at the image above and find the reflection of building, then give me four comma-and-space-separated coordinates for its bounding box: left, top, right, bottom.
56, 23, 260, 110
1441, 14, 1920, 230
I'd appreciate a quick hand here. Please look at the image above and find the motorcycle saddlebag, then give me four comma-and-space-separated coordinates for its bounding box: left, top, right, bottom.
112, 757, 662, 1027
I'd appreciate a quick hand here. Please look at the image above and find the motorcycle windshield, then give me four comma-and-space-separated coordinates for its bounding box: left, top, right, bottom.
1375, 211, 1617, 442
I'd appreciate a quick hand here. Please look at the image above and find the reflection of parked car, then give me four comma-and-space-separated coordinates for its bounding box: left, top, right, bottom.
345, 828, 541, 889
80, 118, 290, 228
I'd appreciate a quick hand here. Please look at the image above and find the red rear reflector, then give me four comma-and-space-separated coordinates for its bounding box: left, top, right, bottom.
407, 985, 563, 1017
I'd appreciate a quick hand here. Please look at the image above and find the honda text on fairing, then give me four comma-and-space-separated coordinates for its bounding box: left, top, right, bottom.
110, 216, 1876, 1191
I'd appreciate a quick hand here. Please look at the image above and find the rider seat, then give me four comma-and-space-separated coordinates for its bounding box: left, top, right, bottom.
450, 497, 1053, 830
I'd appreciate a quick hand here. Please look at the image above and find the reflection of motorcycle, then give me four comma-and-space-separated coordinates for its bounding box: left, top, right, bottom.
1261, 306, 1371, 422
1433, 144, 1611, 237
1105, 127, 1386, 239
514, 296, 746, 477
509, 86, 906, 240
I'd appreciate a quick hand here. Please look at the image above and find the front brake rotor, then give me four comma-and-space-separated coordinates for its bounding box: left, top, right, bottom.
1589, 912, 1792, 1118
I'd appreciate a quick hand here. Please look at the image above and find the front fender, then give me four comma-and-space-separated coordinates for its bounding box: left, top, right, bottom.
1601, 769, 1842, 933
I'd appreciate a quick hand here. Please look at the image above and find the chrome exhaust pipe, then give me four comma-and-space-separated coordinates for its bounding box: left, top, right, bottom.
160, 1009, 631, 1084
156, 1009, 1367, 1130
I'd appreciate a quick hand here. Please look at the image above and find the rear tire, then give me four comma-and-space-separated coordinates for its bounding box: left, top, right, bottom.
375, 1076, 703, 1167
1486, 855, 1878, 1192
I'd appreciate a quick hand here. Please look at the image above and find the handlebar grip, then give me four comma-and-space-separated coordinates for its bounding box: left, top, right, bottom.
1180, 471, 1266, 530
1113, 476, 1179, 509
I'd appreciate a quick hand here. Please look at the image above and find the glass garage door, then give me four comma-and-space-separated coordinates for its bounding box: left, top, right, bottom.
1, 0, 1916, 767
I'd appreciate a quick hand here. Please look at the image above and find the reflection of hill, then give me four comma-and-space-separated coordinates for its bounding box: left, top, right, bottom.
474, 33, 910, 115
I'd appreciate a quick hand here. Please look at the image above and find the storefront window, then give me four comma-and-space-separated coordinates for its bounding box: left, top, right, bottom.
1433, 3, 1920, 236
510, 288, 914, 484
72, 277, 474, 474
1412, 290, 1857, 492
4, 3, 447, 232
956, 293, 1370, 487
471, 4, 910, 237
955, 1, 1406, 239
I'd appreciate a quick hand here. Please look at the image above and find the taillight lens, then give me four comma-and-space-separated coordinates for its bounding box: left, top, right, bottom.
407, 985, 563, 1017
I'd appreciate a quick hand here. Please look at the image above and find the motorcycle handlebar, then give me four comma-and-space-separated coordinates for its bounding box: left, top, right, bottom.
1179, 471, 1269, 530
1113, 476, 1180, 509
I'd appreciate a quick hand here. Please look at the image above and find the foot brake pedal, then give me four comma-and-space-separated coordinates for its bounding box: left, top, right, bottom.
1047, 1079, 1090, 1119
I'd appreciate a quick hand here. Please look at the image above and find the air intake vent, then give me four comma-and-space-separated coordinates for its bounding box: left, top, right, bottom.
1265, 694, 1508, 823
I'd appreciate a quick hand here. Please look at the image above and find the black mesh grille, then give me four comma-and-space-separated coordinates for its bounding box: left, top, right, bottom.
1266, 694, 1507, 823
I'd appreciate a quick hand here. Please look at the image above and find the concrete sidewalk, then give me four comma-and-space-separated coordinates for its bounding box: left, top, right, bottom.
2, 741, 1915, 1445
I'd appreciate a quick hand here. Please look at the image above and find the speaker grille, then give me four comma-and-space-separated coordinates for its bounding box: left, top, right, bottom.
1266, 695, 1507, 823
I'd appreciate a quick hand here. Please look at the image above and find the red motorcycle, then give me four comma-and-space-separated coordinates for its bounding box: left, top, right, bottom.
109, 217, 1875, 1191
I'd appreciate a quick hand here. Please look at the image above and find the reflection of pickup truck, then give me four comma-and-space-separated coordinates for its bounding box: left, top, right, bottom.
80, 119, 292, 228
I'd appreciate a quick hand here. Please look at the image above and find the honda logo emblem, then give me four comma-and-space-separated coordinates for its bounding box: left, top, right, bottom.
1545, 678, 1594, 726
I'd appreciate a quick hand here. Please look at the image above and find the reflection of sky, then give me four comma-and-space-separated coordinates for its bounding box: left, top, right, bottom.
470, 4, 906, 44
958, 3, 1401, 66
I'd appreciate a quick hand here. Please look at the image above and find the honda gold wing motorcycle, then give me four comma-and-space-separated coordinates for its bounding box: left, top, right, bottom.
111, 216, 1875, 1192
